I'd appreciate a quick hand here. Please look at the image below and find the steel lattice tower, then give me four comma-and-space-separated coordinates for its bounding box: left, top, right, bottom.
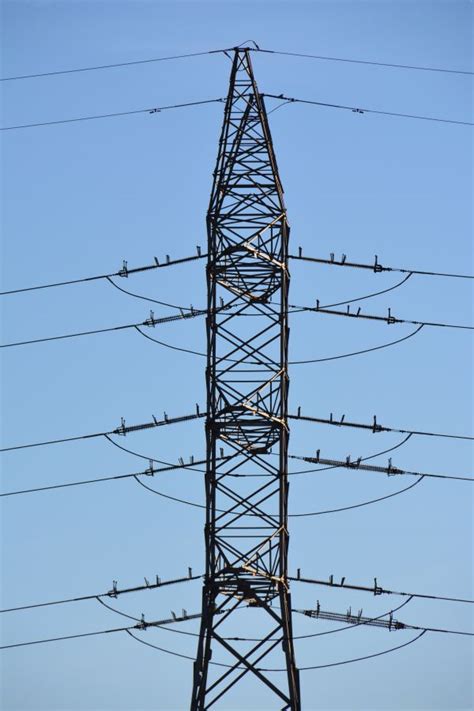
191, 48, 301, 710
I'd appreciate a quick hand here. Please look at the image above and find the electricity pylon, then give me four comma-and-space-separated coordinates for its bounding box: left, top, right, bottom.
191, 48, 301, 710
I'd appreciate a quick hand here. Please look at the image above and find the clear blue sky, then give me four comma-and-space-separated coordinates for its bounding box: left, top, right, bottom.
1, 1, 472, 709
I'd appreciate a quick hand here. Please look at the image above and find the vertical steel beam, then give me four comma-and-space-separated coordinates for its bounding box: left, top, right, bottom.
191, 48, 300, 710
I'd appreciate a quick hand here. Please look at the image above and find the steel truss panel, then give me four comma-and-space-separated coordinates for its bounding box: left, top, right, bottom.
191, 50, 300, 710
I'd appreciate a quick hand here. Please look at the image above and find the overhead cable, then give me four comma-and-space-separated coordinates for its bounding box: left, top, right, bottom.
3, 250, 472, 298
288, 452, 474, 482
115, 592, 416, 642
255, 48, 474, 76
0, 305, 220, 350
0, 610, 202, 650
1, 48, 225, 81
135, 317, 426, 364
289, 411, 474, 442
3, 407, 471, 454
0, 457, 211, 498
0, 409, 204, 453
262, 92, 474, 126
289, 572, 474, 605
296, 606, 474, 637
1, 432, 416, 498
2, 437, 429, 516
0, 251, 206, 297
289, 251, 474, 280
298, 302, 474, 331
0, 572, 200, 614
3, 45, 471, 82
133, 468, 426, 517
1, 98, 224, 132
266, 631, 428, 672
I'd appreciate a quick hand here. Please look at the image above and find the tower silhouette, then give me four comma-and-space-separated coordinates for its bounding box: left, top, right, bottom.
190, 48, 300, 710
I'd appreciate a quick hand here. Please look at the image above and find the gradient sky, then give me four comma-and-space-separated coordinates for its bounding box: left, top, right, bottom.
1, 1, 473, 710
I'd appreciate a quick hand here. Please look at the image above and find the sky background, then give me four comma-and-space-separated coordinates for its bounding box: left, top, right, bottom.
1, 1, 473, 710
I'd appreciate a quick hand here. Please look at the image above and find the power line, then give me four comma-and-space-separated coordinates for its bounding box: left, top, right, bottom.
264, 630, 428, 672
288, 452, 474, 482
289, 573, 474, 605
3, 407, 471, 455
289, 477, 424, 516
0, 409, 204, 453
1, 98, 224, 132
2, 584, 472, 650
289, 252, 474, 280
120, 594, 422, 645
0, 457, 211, 498
292, 324, 425, 363
136, 319, 426, 365
105, 429, 413, 477
0, 626, 131, 650
0, 572, 199, 614
3, 91, 472, 134
304, 273, 414, 311
128, 627, 428, 672
255, 48, 474, 76
3, 45, 471, 83
136, 470, 426, 517
0, 609, 201, 650
3, 305, 427, 353
2, 251, 472, 299
7, 616, 471, 658
289, 411, 474, 442
2, 433, 430, 518
106, 277, 197, 311
296, 607, 474, 637
0, 251, 205, 297
286, 433, 414, 475
1, 49, 226, 81
0, 306, 218, 350
0, 466, 426, 517
297, 303, 474, 331
262, 92, 474, 126
1, 431, 414, 497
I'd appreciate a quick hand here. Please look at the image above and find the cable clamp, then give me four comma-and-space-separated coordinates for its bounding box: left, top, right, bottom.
372, 415, 382, 433
144, 310, 156, 327
118, 260, 128, 278
373, 255, 383, 273
115, 417, 127, 436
